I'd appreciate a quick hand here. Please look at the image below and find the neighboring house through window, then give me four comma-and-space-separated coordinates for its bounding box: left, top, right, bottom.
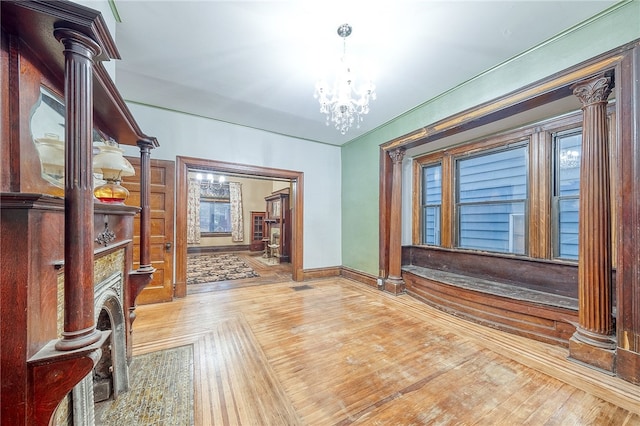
413, 108, 614, 265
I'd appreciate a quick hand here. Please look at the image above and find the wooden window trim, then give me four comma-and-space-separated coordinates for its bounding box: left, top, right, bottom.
412, 106, 616, 265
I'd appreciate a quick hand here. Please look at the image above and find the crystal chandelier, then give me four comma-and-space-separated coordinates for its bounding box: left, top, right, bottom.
314, 24, 376, 135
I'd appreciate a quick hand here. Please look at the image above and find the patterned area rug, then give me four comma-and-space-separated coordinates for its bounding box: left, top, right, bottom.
187, 253, 259, 285
95, 345, 194, 425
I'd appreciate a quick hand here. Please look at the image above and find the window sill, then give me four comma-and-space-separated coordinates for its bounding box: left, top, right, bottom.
201, 232, 231, 238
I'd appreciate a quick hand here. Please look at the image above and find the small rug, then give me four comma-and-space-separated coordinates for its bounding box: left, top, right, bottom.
187, 253, 259, 285
96, 345, 194, 425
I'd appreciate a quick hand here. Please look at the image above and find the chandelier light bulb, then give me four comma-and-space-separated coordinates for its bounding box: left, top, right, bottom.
313, 23, 376, 135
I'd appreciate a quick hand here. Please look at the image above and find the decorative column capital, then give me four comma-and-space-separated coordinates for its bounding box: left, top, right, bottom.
388, 148, 405, 164
136, 139, 155, 153
572, 72, 614, 108
54, 28, 101, 60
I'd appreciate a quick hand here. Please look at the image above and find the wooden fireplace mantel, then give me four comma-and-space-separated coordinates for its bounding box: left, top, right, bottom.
1, 1, 159, 424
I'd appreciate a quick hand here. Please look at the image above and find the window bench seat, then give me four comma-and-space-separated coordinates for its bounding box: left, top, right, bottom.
401, 264, 579, 347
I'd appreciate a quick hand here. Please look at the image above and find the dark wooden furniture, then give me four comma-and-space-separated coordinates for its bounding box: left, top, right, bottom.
250, 211, 266, 251
1, 1, 158, 424
265, 188, 291, 263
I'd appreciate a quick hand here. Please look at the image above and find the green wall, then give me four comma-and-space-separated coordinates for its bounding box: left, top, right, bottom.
341, 0, 640, 276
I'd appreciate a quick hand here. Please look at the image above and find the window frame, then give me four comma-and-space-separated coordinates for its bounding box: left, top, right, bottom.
453, 141, 530, 255
412, 105, 617, 266
420, 162, 443, 246
551, 127, 583, 260
199, 197, 232, 237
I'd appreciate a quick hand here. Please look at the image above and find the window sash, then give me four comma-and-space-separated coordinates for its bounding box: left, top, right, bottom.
199, 199, 231, 234
456, 145, 528, 254
421, 164, 442, 245
553, 129, 582, 260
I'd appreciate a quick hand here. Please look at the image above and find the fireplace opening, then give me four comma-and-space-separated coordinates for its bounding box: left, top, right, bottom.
76, 270, 130, 425
93, 308, 113, 403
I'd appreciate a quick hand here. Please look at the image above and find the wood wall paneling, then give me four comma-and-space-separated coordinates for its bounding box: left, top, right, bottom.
614, 44, 640, 383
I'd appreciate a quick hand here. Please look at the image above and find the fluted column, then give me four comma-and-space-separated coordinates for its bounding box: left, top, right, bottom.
569, 72, 616, 371
127, 141, 156, 360
385, 148, 405, 294
54, 29, 102, 351
137, 141, 154, 271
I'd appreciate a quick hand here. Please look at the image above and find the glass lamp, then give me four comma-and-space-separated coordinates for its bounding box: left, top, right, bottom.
93, 140, 135, 203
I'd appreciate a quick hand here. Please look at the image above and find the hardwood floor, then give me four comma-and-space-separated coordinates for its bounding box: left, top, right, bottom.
132, 277, 640, 425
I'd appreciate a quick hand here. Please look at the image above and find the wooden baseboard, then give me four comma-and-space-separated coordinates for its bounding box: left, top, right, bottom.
303, 266, 341, 281
617, 347, 640, 384
187, 245, 250, 254
340, 267, 378, 288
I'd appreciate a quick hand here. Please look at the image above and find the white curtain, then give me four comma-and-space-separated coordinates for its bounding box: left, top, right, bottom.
229, 182, 244, 242
187, 178, 201, 244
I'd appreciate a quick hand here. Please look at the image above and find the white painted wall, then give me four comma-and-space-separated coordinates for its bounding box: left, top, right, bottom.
120, 104, 342, 270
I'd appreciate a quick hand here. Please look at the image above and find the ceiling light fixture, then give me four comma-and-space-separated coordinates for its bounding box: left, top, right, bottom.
196, 172, 228, 197
314, 23, 376, 135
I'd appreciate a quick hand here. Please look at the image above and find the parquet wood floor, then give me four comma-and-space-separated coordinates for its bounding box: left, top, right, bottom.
132, 277, 640, 425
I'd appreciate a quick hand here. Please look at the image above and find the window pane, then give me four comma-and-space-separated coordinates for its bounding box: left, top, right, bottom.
199, 202, 212, 231
554, 129, 581, 260
558, 198, 579, 259
423, 206, 441, 245
200, 200, 231, 233
459, 147, 527, 203
423, 164, 442, 205
459, 202, 525, 254
457, 146, 527, 254
557, 133, 581, 196
422, 164, 442, 246
211, 202, 231, 232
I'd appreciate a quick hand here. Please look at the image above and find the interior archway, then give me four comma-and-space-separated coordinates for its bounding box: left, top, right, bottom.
174, 156, 304, 297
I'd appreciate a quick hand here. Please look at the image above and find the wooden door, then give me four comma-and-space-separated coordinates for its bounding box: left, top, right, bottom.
123, 157, 175, 304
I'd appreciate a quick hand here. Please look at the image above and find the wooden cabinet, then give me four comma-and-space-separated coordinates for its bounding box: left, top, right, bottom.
1, 1, 158, 424
265, 188, 291, 262
250, 211, 266, 251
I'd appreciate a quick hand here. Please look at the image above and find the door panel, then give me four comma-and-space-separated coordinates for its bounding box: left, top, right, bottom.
123, 157, 175, 304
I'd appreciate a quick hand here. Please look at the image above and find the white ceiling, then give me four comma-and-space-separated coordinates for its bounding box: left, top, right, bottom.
113, 1, 617, 146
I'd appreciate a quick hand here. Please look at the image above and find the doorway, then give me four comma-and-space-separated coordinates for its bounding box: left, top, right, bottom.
174, 156, 304, 297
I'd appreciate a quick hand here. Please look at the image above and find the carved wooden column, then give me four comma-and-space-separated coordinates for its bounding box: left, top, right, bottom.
569, 72, 616, 372
54, 28, 102, 351
127, 140, 156, 359
385, 148, 406, 294
137, 140, 154, 272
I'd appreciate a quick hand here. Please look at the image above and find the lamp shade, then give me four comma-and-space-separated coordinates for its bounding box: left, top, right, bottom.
93, 140, 135, 204
93, 141, 135, 181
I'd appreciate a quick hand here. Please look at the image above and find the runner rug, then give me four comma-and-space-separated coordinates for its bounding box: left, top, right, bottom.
95, 345, 194, 425
187, 253, 259, 285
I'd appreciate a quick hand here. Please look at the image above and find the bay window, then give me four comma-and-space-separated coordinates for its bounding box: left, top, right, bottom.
413, 108, 616, 264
